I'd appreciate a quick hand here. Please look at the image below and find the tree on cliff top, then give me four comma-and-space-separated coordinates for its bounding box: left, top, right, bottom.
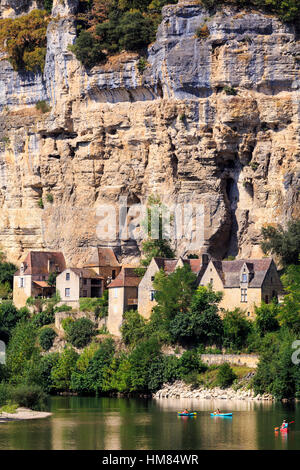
261, 219, 300, 266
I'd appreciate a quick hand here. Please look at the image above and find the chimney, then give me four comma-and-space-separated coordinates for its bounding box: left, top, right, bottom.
202, 253, 209, 265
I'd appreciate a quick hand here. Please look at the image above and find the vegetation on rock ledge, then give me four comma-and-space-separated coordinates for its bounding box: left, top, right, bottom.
0, 9, 50, 73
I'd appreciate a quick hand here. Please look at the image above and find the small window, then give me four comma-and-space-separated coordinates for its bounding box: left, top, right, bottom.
65, 288, 70, 297
247, 312, 250, 317
210, 278, 213, 286
19, 277, 25, 288
66, 272, 70, 281
241, 288, 247, 302
242, 273, 247, 282
151, 276, 155, 282
150, 290, 156, 301
114, 288, 118, 298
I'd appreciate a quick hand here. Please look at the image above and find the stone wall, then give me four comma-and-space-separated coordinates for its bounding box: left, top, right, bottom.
200, 354, 259, 369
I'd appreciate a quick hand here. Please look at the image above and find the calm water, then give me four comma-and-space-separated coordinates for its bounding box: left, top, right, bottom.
0, 396, 299, 450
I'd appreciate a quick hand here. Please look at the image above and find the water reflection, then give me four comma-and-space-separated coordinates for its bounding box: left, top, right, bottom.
0, 397, 298, 450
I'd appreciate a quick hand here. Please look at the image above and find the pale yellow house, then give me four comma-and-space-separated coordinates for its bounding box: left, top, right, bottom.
107, 267, 141, 336
13, 251, 66, 309
200, 257, 284, 318
56, 268, 104, 309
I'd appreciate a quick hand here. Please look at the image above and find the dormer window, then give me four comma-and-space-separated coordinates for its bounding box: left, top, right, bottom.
242, 273, 247, 283
20, 263, 25, 274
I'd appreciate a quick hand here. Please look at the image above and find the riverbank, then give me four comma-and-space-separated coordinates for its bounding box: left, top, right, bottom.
0, 407, 52, 423
153, 380, 274, 401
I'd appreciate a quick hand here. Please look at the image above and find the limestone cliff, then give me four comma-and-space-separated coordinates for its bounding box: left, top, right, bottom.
0, 0, 299, 266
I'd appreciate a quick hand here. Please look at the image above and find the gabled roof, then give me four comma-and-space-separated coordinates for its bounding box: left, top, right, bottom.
210, 258, 273, 288
153, 258, 178, 274
85, 247, 120, 268
108, 267, 141, 288
15, 251, 66, 276
67, 268, 104, 279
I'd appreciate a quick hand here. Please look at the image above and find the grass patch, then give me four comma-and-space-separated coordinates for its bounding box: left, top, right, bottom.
0, 401, 18, 414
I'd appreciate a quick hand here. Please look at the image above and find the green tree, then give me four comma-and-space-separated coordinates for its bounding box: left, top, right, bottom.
39, 327, 57, 351
51, 347, 79, 391
65, 317, 97, 348
71, 338, 115, 394
128, 337, 161, 391
169, 286, 223, 345
6, 321, 39, 384
261, 219, 300, 266
47, 271, 57, 287
216, 363, 237, 389
121, 309, 147, 347
0, 262, 17, 288
69, 30, 106, 68
254, 300, 280, 336
153, 265, 197, 339
277, 264, 300, 333
223, 308, 252, 351
0, 301, 29, 341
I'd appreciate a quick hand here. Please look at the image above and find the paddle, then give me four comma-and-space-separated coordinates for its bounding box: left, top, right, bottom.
274, 421, 294, 431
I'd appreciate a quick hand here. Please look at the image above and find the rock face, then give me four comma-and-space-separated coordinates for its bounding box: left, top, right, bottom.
0, 0, 299, 265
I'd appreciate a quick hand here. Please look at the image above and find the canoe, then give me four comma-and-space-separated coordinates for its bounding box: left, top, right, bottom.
177, 412, 197, 416
210, 412, 233, 417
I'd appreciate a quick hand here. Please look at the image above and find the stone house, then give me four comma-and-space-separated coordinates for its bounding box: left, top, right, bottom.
107, 267, 141, 336
13, 251, 66, 309
56, 268, 104, 309
84, 246, 121, 287
137, 258, 178, 319
137, 255, 210, 319
200, 257, 284, 318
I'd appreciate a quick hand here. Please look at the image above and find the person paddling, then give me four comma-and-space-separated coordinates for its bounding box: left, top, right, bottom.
281, 419, 288, 429
214, 409, 221, 415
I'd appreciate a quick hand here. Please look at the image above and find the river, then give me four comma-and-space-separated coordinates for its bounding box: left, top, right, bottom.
0, 396, 299, 450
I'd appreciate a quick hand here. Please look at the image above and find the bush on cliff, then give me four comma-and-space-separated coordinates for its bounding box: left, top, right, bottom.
65, 317, 97, 349
39, 327, 57, 351
0, 9, 50, 72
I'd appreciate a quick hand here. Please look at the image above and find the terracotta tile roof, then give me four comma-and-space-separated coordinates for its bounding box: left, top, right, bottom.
212, 258, 273, 288
68, 268, 104, 279
15, 251, 66, 276
32, 281, 52, 288
108, 267, 141, 288
85, 247, 120, 268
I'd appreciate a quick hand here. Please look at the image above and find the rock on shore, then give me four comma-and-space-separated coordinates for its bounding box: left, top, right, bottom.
153, 381, 274, 401
0, 407, 52, 423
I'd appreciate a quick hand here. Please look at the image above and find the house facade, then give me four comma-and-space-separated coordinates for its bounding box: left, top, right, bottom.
84, 247, 121, 286
107, 268, 141, 336
200, 257, 284, 318
137, 258, 178, 319
13, 251, 66, 309
56, 268, 104, 308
